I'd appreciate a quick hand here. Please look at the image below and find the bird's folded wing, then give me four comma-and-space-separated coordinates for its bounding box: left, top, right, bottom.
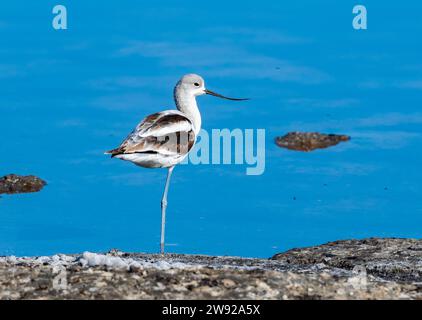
138, 111, 192, 138
108, 111, 195, 156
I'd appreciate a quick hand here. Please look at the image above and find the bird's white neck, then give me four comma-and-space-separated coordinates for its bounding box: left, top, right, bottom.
174, 86, 202, 135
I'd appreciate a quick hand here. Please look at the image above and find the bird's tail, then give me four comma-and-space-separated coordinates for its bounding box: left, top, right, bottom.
104, 148, 120, 157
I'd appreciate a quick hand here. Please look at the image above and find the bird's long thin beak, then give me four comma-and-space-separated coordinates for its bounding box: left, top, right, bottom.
204, 89, 249, 101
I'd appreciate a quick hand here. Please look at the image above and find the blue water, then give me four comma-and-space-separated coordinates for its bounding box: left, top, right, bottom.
1, 1, 421, 258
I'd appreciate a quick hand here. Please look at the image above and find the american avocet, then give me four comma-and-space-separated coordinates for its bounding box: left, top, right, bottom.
105, 74, 248, 254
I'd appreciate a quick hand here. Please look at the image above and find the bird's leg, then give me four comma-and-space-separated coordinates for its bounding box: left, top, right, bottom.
160, 166, 174, 255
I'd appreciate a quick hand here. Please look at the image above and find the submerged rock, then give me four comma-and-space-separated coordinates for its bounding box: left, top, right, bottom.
275, 132, 350, 151
0, 174, 46, 195
0, 238, 421, 299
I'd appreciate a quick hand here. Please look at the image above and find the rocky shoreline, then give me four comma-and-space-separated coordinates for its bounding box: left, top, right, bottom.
1, 238, 421, 299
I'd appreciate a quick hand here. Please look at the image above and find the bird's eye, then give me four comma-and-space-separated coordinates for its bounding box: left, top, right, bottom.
194, 82, 200, 87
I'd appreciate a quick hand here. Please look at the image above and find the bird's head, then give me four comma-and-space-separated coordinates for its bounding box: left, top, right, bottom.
176, 74, 249, 101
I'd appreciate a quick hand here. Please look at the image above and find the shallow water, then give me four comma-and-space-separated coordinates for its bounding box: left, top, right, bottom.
1, 1, 422, 258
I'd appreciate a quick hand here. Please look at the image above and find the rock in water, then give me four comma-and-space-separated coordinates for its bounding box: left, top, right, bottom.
0, 174, 46, 195
275, 132, 350, 151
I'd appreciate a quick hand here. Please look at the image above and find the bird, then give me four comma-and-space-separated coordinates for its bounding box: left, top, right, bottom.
105, 74, 248, 254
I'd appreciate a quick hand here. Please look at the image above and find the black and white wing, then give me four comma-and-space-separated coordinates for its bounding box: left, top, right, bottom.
106, 110, 196, 160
